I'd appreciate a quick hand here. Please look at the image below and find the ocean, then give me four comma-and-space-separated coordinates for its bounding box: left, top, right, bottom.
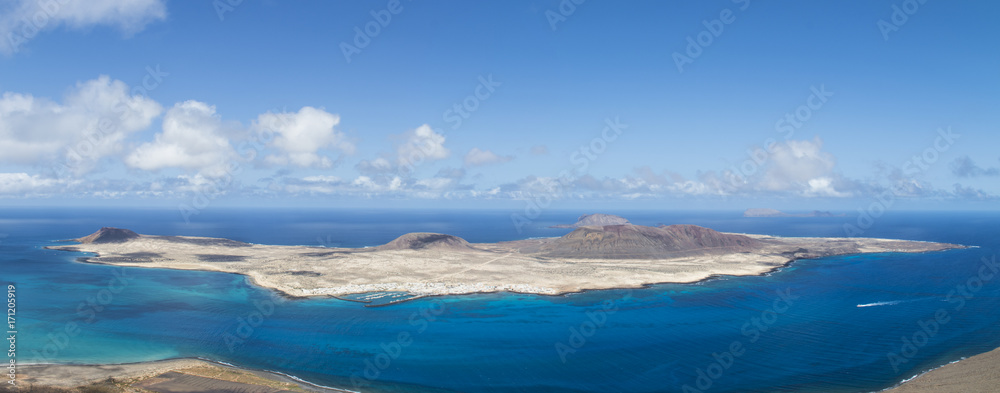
2, 207, 998, 392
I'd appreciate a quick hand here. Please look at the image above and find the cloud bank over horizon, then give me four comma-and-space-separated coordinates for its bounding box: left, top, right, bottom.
0, 76, 993, 207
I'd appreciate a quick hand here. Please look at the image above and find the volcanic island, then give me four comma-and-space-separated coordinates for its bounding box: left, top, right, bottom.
47, 214, 964, 300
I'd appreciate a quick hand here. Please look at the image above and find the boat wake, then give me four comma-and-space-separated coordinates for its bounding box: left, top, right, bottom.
857, 300, 904, 308
857, 297, 940, 308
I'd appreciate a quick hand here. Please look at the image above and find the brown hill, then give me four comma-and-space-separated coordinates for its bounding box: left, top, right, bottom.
377, 233, 474, 251
551, 213, 631, 228
74, 227, 140, 244
538, 224, 760, 259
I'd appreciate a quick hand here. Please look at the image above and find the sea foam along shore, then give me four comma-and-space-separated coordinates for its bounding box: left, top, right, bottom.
883, 345, 1000, 392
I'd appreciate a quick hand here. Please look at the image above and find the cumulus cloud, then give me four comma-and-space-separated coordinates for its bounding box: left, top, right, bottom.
950, 156, 1000, 177
463, 147, 513, 167
352, 175, 403, 192
0, 172, 59, 194
802, 177, 850, 197
757, 137, 841, 194
952, 183, 996, 200
302, 175, 341, 183
125, 101, 235, 177
623, 138, 851, 198
0, 76, 162, 173
352, 124, 450, 179
530, 145, 548, 155
864, 162, 942, 198
355, 157, 395, 176
494, 138, 858, 200
256, 107, 353, 168
397, 124, 449, 168
414, 177, 456, 190
0, 0, 167, 55
274, 174, 344, 195
0, 173, 167, 198
274, 161, 474, 198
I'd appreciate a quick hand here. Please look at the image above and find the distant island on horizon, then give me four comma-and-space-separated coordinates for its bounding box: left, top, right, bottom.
550, 213, 632, 228
743, 208, 846, 218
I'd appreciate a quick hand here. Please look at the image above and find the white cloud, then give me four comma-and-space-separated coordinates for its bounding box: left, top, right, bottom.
758, 137, 838, 193
495, 139, 853, 200
804, 177, 850, 197
346, 176, 403, 192
0, 172, 57, 194
951, 156, 1000, 177
125, 100, 235, 177
355, 157, 395, 176
0, 0, 167, 55
464, 147, 513, 167
302, 175, 341, 183
952, 184, 996, 200
754, 137, 856, 198
277, 169, 467, 197
470, 186, 501, 197
257, 107, 353, 168
656, 138, 852, 198
353, 125, 450, 178
171, 173, 226, 194
415, 177, 455, 190
0, 76, 162, 173
397, 124, 449, 168
351, 175, 379, 190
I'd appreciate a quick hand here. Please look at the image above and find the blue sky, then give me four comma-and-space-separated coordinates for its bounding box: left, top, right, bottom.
0, 0, 997, 211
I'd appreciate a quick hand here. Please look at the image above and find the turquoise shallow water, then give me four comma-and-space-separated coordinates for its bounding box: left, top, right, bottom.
2, 208, 999, 392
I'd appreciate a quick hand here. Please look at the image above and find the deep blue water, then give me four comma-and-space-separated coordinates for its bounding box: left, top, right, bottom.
1, 208, 998, 393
